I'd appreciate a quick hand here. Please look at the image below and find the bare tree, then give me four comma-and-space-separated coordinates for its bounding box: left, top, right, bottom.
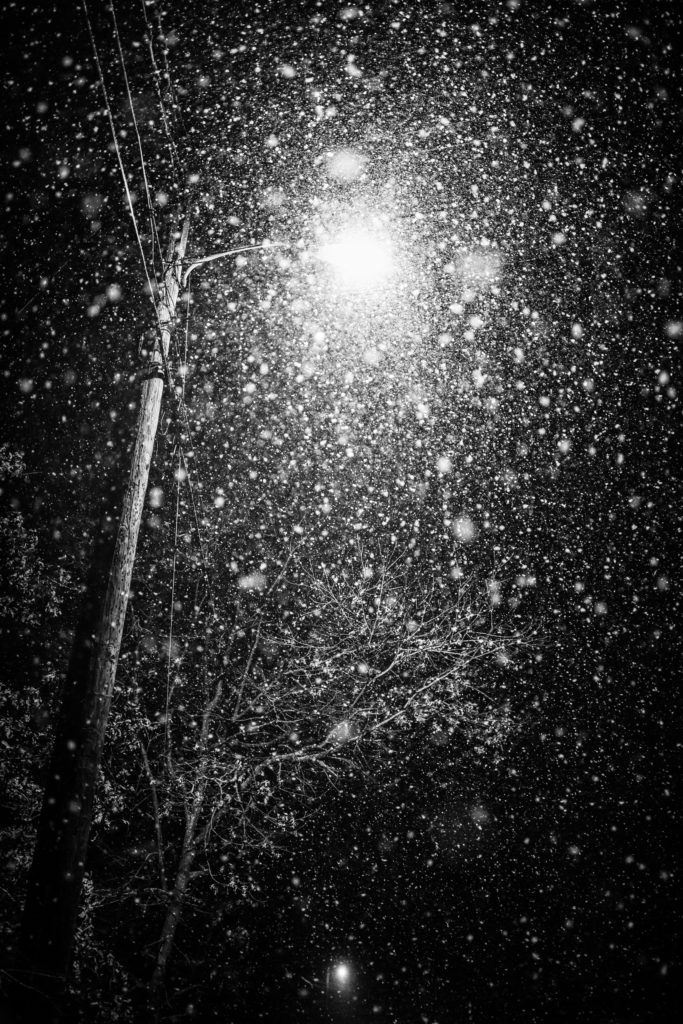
137, 548, 526, 1015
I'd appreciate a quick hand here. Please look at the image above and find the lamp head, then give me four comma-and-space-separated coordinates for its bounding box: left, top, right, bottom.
334, 963, 350, 984
319, 228, 394, 290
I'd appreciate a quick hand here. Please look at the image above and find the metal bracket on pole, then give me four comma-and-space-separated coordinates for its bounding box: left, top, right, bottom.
138, 364, 166, 383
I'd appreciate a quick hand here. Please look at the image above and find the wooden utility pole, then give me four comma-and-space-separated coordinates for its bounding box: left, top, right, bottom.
18, 213, 190, 1008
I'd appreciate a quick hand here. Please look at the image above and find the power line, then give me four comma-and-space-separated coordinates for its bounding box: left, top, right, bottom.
84, 0, 195, 733
162, 310, 214, 763
180, 442, 209, 574
82, 0, 188, 410
169, 271, 210, 577
164, 443, 182, 757
81, 0, 158, 311
139, 0, 182, 183
86, 5, 215, 720
109, 0, 165, 278
150, 1, 182, 132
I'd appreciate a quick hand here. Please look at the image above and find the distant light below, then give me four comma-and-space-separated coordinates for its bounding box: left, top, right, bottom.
334, 963, 350, 984
319, 229, 394, 290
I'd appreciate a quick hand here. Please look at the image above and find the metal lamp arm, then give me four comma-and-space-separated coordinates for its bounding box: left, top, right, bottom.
181, 242, 286, 286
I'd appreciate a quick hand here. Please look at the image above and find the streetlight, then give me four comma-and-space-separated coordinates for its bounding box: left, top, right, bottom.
325, 960, 353, 1017
333, 963, 350, 985
318, 227, 395, 290
182, 227, 395, 292
22, 212, 394, 989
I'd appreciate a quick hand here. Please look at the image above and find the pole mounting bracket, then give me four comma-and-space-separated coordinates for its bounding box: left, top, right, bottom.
138, 364, 166, 383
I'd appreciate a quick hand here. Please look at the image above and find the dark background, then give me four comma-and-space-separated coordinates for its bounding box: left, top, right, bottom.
1, 1, 681, 1021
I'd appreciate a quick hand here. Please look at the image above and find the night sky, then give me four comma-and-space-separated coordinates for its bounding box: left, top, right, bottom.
1, 1, 681, 1022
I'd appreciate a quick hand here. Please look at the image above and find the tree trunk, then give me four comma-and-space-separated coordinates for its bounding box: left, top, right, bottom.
147, 679, 223, 1020
147, 796, 203, 1022
17, 214, 190, 1014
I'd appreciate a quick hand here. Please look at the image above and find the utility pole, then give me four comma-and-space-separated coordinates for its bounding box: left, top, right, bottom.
17, 212, 190, 1011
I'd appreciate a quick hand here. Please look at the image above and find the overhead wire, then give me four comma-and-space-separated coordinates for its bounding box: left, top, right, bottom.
172, 243, 285, 587
158, 280, 215, 733
181, 264, 191, 401
85, 0, 218, 752
164, 443, 182, 756
150, 1, 181, 130
174, 272, 211, 582
82, 0, 182, 407
170, 242, 287, 580
81, 0, 159, 313
109, 0, 165, 278
85, 0, 180, 399
139, 0, 182, 182
82, 0, 197, 756
83, 0, 181, 398
162, 261, 214, 708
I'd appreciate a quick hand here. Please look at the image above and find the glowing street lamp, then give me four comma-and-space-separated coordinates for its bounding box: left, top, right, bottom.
319, 228, 394, 290
325, 959, 352, 1013
333, 962, 350, 985
182, 225, 396, 298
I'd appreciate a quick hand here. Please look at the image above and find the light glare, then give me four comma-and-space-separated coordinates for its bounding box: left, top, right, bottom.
334, 963, 350, 983
319, 229, 394, 290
